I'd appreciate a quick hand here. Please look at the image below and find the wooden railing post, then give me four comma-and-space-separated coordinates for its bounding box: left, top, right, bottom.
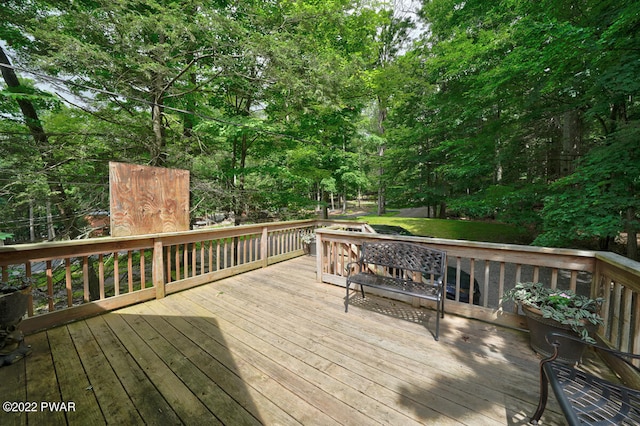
261, 226, 269, 267
153, 239, 165, 299
316, 231, 322, 282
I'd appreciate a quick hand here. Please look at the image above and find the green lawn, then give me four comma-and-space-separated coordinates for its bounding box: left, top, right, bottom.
355, 215, 531, 244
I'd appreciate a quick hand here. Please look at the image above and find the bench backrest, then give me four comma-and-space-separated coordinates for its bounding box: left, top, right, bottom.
360, 241, 446, 276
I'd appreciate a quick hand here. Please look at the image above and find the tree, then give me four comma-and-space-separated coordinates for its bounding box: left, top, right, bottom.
405, 0, 640, 256
366, 7, 416, 215
8, 0, 242, 166
535, 124, 640, 259
0, 46, 83, 238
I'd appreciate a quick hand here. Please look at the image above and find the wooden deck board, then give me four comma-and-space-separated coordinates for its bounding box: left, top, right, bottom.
46, 325, 103, 424
222, 270, 534, 425
0, 256, 569, 425
84, 314, 184, 424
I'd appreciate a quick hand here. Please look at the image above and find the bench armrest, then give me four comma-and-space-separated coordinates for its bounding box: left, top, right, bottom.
346, 260, 364, 278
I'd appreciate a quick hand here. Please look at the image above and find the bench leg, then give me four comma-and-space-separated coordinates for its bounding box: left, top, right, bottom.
345, 281, 350, 312
435, 304, 439, 341
530, 363, 550, 424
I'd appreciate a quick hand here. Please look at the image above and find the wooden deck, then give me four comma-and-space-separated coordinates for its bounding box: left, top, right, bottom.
1, 255, 569, 425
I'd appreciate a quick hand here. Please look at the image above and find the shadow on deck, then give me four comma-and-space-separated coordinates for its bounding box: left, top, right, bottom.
0, 256, 568, 425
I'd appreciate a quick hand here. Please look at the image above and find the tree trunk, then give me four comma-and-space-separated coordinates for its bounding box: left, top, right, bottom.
29, 201, 36, 242
560, 109, 582, 176
342, 185, 347, 214
321, 190, 329, 219
151, 84, 166, 166
46, 200, 56, 241
439, 201, 447, 219
150, 32, 167, 167
377, 144, 386, 216
376, 95, 387, 216
0, 47, 77, 238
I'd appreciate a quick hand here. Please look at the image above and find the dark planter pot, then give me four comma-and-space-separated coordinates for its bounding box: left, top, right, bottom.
0, 286, 32, 366
303, 242, 316, 256
523, 304, 595, 364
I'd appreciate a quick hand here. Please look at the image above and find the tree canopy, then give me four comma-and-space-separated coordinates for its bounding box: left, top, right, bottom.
1, 0, 638, 259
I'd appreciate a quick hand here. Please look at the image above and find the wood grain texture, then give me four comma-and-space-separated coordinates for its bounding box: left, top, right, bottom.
1, 256, 580, 425
109, 162, 189, 237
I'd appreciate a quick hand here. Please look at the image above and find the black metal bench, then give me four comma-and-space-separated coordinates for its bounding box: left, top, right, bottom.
531, 332, 640, 425
344, 241, 446, 340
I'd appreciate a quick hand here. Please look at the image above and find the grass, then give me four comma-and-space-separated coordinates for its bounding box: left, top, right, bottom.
354, 215, 532, 245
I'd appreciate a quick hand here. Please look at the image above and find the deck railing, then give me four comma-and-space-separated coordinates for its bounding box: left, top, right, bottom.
0, 220, 354, 333
3, 219, 639, 362
315, 228, 640, 360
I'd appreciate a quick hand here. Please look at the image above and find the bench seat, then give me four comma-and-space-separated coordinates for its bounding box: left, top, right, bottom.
346, 273, 442, 299
345, 241, 446, 340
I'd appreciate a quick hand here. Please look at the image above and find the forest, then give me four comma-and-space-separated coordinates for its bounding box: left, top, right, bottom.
0, 0, 638, 260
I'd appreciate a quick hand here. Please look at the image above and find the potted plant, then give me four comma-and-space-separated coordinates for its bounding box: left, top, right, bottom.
0, 273, 33, 366
301, 232, 316, 256
502, 282, 604, 363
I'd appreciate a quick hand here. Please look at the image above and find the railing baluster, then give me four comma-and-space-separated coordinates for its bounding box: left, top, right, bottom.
469, 258, 476, 306
83, 256, 90, 303
216, 240, 221, 270
165, 246, 172, 283
200, 242, 205, 275
621, 286, 633, 352
550, 268, 558, 289
224, 239, 229, 269
209, 240, 213, 272
183, 244, 189, 278
633, 296, 640, 362
570, 270, 578, 292
114, 252, 120, 295
175, 245, 180, 281
191, 243, 196, 277
455, 257, 461, 302
140, 249, 145, 290
26, 262, 33, 317
600, 275, 612, 340
611, 281, 623, 347
153, 240, 164, 299
128, 251, 134, 292
65, 258, 72, 307
99, 253, 105, 298
483, 260, 490, 307
46, 260, 54, 312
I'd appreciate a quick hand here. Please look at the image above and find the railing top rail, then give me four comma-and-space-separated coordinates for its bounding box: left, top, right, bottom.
0, 219, 355, 265
0, 220, 298, 264
315, 228, 599, 271
596, 251, 640, 278
315, 228, 597, 256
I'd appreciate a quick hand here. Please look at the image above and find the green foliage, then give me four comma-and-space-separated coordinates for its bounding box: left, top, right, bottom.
502, 282, 604, 342
448, 184, 545, 230
535, 123, 640, 247
355, 215, 529, 244
1, 0, 638, 255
